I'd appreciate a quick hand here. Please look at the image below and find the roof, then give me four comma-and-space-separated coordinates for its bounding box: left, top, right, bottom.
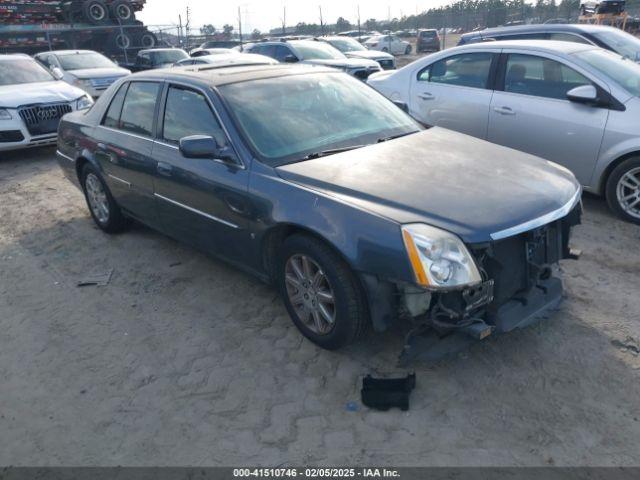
459, 39, 597, 54
131, 64, 335, 87
0, 53, 31, 60
40, 50, 97, 56
463, 23, 619, 38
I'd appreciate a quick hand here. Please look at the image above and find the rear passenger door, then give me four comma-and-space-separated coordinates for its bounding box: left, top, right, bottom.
409, 51, 497, 138
92, 81, 162, 224
152, 84, 251, 263
487, 52, 609, 185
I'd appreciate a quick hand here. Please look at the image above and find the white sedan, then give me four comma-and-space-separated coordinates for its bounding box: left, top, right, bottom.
364, 35, 412, 55
368, 40, 640, 223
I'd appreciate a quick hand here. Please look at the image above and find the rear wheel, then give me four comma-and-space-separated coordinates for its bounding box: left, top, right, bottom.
81, 164, 129, 233
277, 234, 368, 350
136, 30, 158, 48
110, 0, 134, 23
83, 0, 110, 24
605, 157, 640, 224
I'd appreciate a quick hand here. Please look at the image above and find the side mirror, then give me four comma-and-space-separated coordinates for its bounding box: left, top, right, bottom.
567, 85, 598, 105
283, 54, 298, 63
393, 101, 409, 112
51, 67, 64, 80
179, 135, 235, 162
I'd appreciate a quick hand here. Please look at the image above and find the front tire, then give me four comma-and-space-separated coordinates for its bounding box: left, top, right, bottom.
110, 0, 134, 23
277, 234, 369, 350
83, 0, 110, 24
81, 164, 129, 233
605, 157, 640, 224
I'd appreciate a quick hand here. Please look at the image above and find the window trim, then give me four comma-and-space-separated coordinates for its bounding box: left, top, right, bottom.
100, 80, 162, 138
416, 51, 498, 91
496, 52, 599, 103
157, 81, 244, 169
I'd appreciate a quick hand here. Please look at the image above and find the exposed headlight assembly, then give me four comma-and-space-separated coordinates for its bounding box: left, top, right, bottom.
76, 95, 94, 111
0, 108, 12, 120
402, 224, 482, 289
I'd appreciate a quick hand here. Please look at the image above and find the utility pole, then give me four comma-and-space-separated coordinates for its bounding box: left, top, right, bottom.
178, 14, 183, 47
238, 6, 243, 45
184, 6, 191, 49
319, 6, 325, 36
357, 5, 361, 36
281, 6, 286, 36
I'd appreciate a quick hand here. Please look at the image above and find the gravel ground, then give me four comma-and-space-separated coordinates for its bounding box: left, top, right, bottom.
1, 147, 640, 467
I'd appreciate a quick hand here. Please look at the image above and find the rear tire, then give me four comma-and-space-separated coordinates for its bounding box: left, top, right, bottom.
405, 45, 412, 55
277, 234, 369, 350
136, 30, 158, 49
110, 0, 135, 23
605, 157, 640, 225
83, 0, 110, 25
80, 164, 129, 233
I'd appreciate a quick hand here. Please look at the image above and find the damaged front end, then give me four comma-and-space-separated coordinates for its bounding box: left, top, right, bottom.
394, 203, 582, 364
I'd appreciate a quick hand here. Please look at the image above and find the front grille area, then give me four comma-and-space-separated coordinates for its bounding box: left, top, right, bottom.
18, 102, 72, 136
378, 59, 395, 70
0, 130, 25, 143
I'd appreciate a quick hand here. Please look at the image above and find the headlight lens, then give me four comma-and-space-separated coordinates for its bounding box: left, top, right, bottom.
76, 95, 94, 110
402, 224, 482, 289
0, 108, 12, 120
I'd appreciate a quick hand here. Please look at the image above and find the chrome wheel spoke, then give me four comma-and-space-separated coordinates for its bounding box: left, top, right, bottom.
284, 253, 337, 336
617, 167, 640, 219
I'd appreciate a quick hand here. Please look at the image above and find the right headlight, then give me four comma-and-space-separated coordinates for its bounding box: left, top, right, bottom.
0, 108, 12, 120
402, 224, 482, 289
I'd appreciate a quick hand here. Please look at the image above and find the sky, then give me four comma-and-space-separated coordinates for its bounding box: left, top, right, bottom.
137, 0, 449, 33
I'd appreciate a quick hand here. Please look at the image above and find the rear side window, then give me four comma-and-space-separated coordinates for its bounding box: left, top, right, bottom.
418, 52, 493, 89
102, 83, 129, 129
503, 54, 591, 100
118, 82, 160, 136
162, 86, 227, 146
548, 33, 592, 44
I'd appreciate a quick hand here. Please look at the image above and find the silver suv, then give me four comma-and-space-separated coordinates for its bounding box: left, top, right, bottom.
244, 39, 381, 80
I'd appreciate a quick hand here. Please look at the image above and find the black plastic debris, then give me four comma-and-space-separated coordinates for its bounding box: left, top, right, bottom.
361, 373, 416, 411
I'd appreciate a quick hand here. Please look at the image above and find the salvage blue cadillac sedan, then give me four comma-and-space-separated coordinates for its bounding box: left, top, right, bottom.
56, 64, 581, 351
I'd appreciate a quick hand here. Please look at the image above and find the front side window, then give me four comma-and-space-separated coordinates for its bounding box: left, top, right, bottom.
162, 86, 226, 146
219, 72, 420, 165
291, 42, 345, 60
549, 33, 591, 44
503, 54, 591, 100
117, 82, 160, 136
418, 52, 493, 89
273, 45, 294, 62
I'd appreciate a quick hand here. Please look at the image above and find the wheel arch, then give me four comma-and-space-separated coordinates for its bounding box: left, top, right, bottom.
597, 150, 640, 196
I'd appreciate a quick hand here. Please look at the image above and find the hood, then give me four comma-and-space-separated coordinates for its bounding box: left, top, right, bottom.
0, 81, 86, 108
303, 57, 380, 69
276, 128, 580, 244
67, 67, 131, 79
344, 50, 394, 61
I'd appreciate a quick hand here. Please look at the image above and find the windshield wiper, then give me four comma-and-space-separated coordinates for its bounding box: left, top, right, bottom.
376, 131, 419, 143
302, 145, 367, 160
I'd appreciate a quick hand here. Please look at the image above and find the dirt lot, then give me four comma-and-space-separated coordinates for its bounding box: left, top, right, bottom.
1, 147, 640, 466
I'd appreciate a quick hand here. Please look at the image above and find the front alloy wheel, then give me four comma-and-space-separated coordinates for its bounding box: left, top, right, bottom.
278, 234, 368, 350
606, 157, 640, 224
285, 254, 336, 335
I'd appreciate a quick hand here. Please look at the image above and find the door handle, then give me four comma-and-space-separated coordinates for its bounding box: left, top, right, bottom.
157, 161, 173, 176
493, 106, 516, 115
418, 92, 434, 100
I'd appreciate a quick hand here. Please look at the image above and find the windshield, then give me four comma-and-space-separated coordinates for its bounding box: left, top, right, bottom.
150, 50, 188, 64
291, 42, 345, 60
592, 29, 640, 61
220, 72, 420, 165
326, 38, 366, 52
58, 52, 116, 70
0, 58, 54, 86
574, 49, 640, 97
